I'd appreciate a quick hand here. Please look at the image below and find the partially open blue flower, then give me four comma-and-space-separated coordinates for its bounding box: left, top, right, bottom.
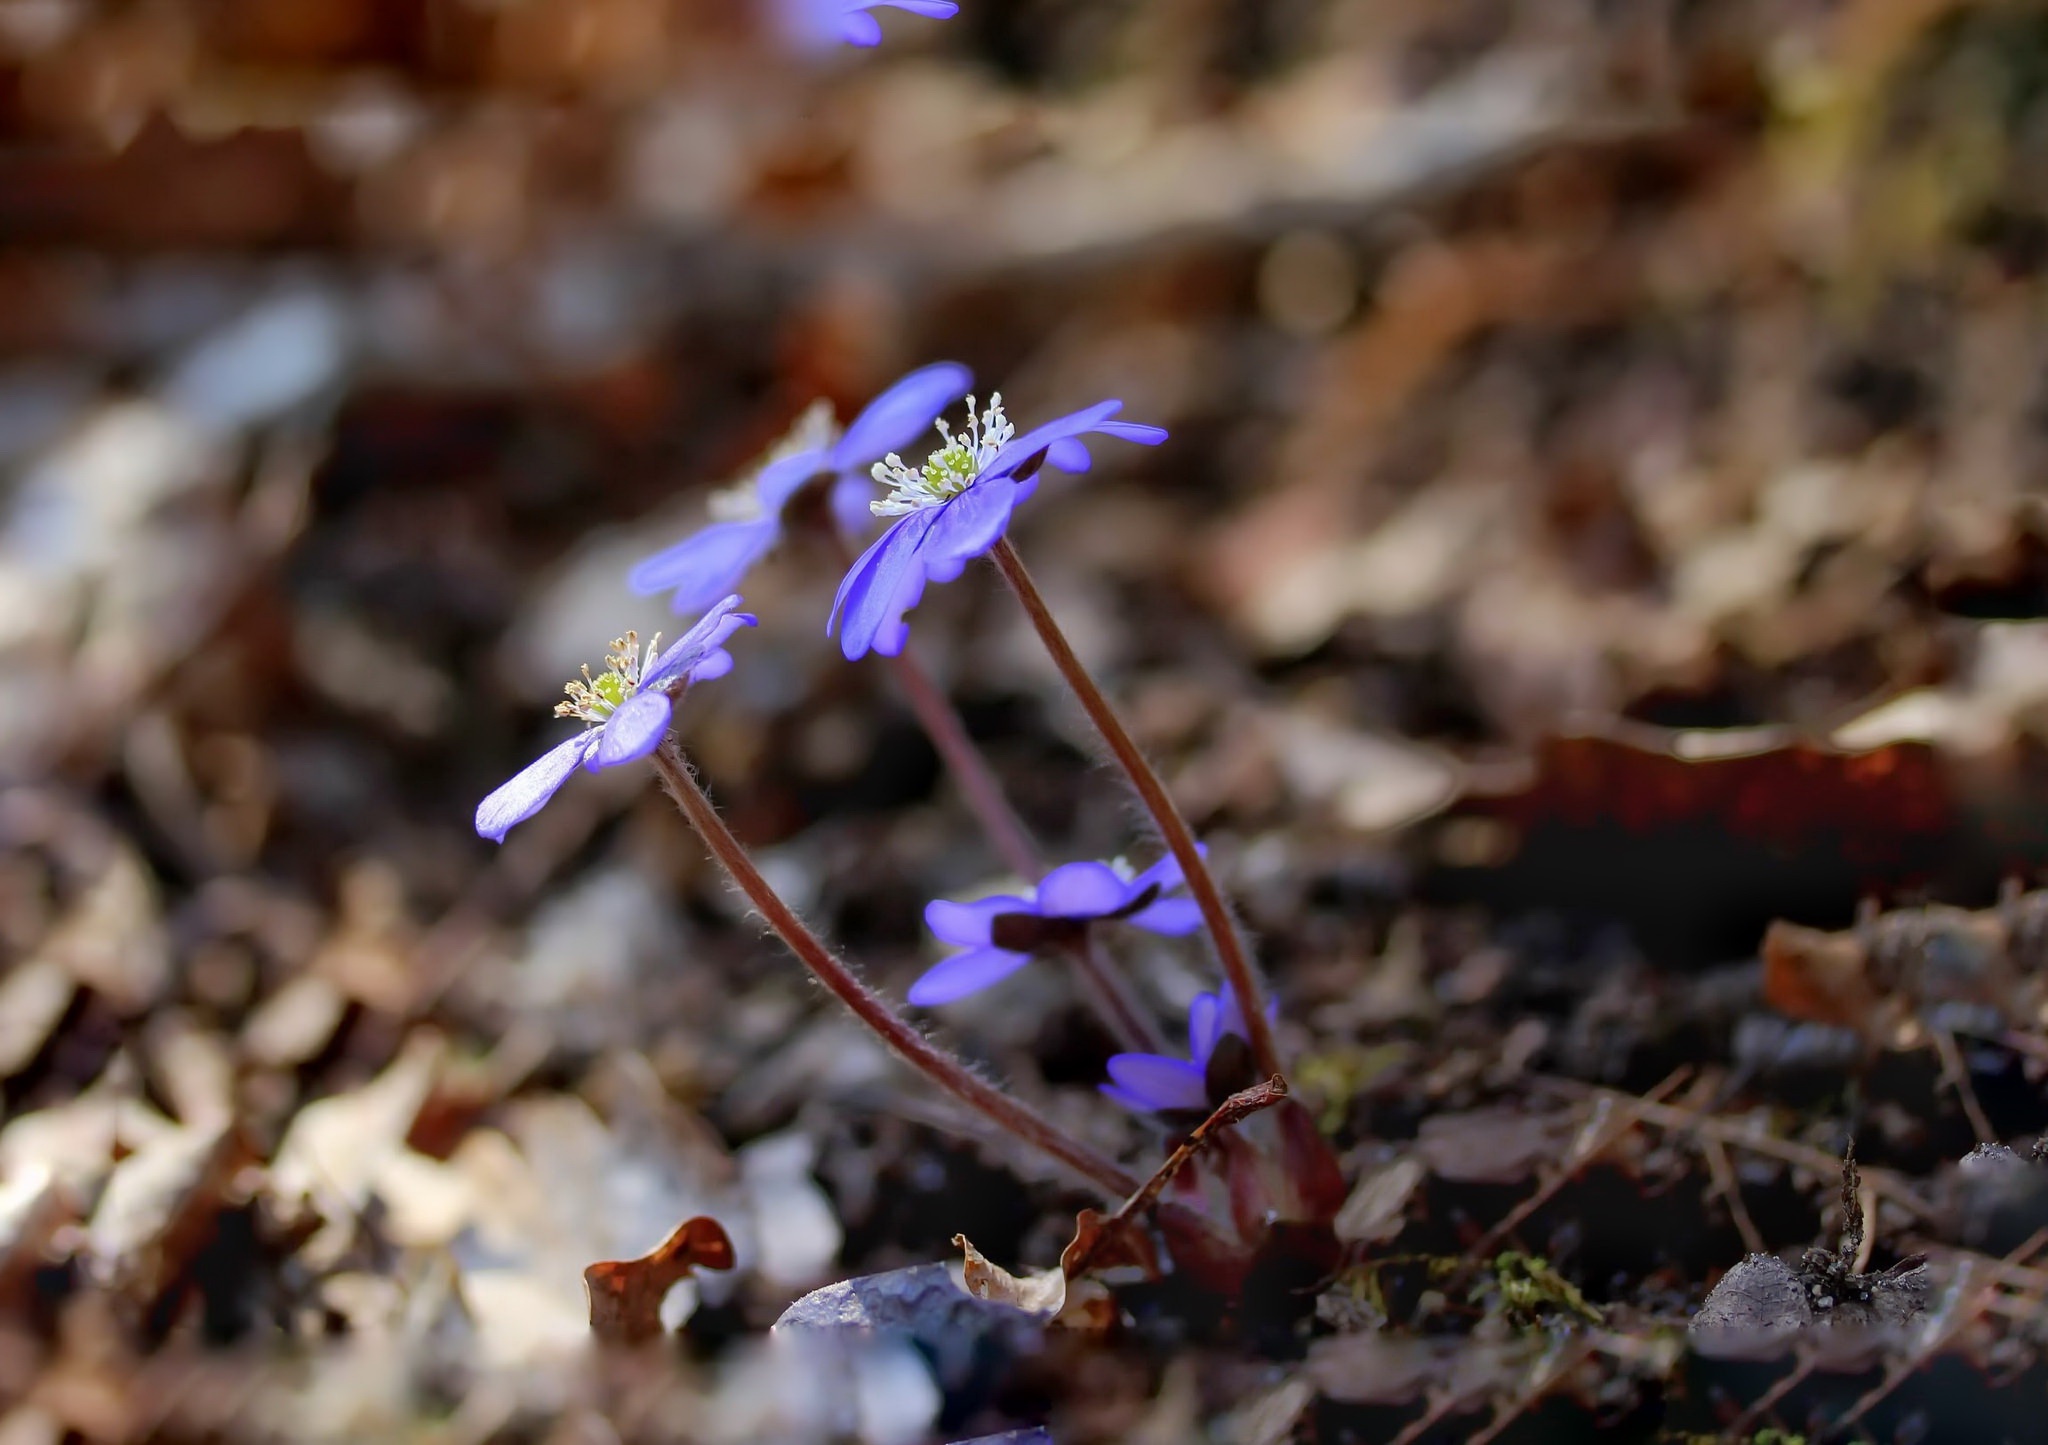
830, 394, 1167, 660
773, 0, 959, 51
475, 596, 754, 842
1100, 989, 1263, 1116
908, 853, 1201, 1006
630, 363, 971, 617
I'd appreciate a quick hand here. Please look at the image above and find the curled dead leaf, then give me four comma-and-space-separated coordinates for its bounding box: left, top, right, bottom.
583, 1213, 734, 1344
953, 1234, 1065, 1319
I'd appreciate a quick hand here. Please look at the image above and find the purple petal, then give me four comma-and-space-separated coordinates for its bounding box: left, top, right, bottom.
1094, 420, 1169, 445
1102, 1054, 1209, 1113
925, 895, 1031, 948
754, 448, 833, 512
869, 558, 929, 657
1128, 849, 1193, 896
906, 946, 1032, 1005
1045, 437, 1092, 473
628, 520, 780, 614
1186, 992, 1224, 1068
872, 0, 959, 15
831, 511, 936, 660
984, 400, 1123, 478
1127, 898, 1202, 936
1034, 861, 1133, 920
475, 733, 596, 842
687, 648, 735, 683
839, 9, 883, 44
921, 475, 1023, 571
829, 472, 880, 539
833, 362, 971, 467
587, 690, 673, 769
1098, 1084, 1161, 1114
644, 596, 756, 689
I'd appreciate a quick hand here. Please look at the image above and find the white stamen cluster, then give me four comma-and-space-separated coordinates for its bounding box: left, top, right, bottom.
869, 394, 1013, 517
707, 400, 842, 523
555, 630, 663, 725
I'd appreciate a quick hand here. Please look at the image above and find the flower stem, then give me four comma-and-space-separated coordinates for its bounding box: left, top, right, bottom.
825, 529, 1163, 1053
1063, 938, 1168, 1054
880, 643, 1043, 884
819, 522, 1044, 882
988, 537, 1285, 1084
649, 738, 1141, 1199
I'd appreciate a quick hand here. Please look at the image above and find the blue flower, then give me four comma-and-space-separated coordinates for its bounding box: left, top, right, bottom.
773, 0, 960, 51
630, 363, 971, 617
829, 394, 1167, 660
1100, 989, 1264, 1116
908, 854, 1202, 1006
475, 596, 755, 842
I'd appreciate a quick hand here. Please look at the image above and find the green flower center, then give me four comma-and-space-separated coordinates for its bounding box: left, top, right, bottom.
556, 631, 662, 726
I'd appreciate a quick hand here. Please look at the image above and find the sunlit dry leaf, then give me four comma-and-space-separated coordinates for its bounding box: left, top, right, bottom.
0, 1163, 73, 1315
34, 843, 166, 1012
583, 1214, 734, 1344
86, 1121, 245, 1317
238, 974, 349, 1070
269, 1031, 444, 1263
0, 959, 75, 1080
1333, 1157, 1425, 1245
954, 1234, 1065, 1319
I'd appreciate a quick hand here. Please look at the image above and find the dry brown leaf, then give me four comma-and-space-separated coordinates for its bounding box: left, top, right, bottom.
1333, 1157, 1425, 1245
583, 1214, 734, 1343
953, 1234, 1066, 1319
1059, 1208, 1160, 1280
85, 1121, 246, 1314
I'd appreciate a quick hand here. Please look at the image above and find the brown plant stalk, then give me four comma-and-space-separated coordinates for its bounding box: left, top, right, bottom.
989, 536, 1283, 1081
650, 738, 1140, 1199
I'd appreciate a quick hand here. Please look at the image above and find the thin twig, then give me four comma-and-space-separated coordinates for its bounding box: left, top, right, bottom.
1703, 1136, 1767, 1257
1466, 1338, 1594, 1445
651, 740, 1140, 1199
1536, 1078, 1940, 1223
1721, 1343, 1821, 1442
1930, 1027, 1995, 1145
1384, 1389, 1469, 1445
1065, 1075, 1286, 1276
1460, 1067, 1691, 1268
989, 536, 1284, 1083
1824, 1228, 2048, 1440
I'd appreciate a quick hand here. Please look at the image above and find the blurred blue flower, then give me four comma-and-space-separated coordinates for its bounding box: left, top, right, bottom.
830, 394, 1166, 659
475, 596, 754, 842
774, 0, 960, 51
908, 853, 1201, 1006
1100, 989, 1261, 1116
631, 364, 971, 617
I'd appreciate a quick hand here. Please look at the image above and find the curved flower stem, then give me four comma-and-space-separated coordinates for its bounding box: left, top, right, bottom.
649, 738, 1141, 1200
1064, 939, 1168, 1053
822, 525, 1043, 883
988, 537, 1284, 1084
826, 528, 1162, 1053
888, 651, 1161, 1051
881, 642, 1043, 884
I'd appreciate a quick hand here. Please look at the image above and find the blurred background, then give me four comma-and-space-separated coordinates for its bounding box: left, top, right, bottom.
8, 0, 2048, 1440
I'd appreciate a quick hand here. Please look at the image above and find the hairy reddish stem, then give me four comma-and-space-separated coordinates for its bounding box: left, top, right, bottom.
650, 739, 1140, 1199
881, 644, 1043, 884
826, 527, 1162, 1052
989, 537, 1284, 1083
